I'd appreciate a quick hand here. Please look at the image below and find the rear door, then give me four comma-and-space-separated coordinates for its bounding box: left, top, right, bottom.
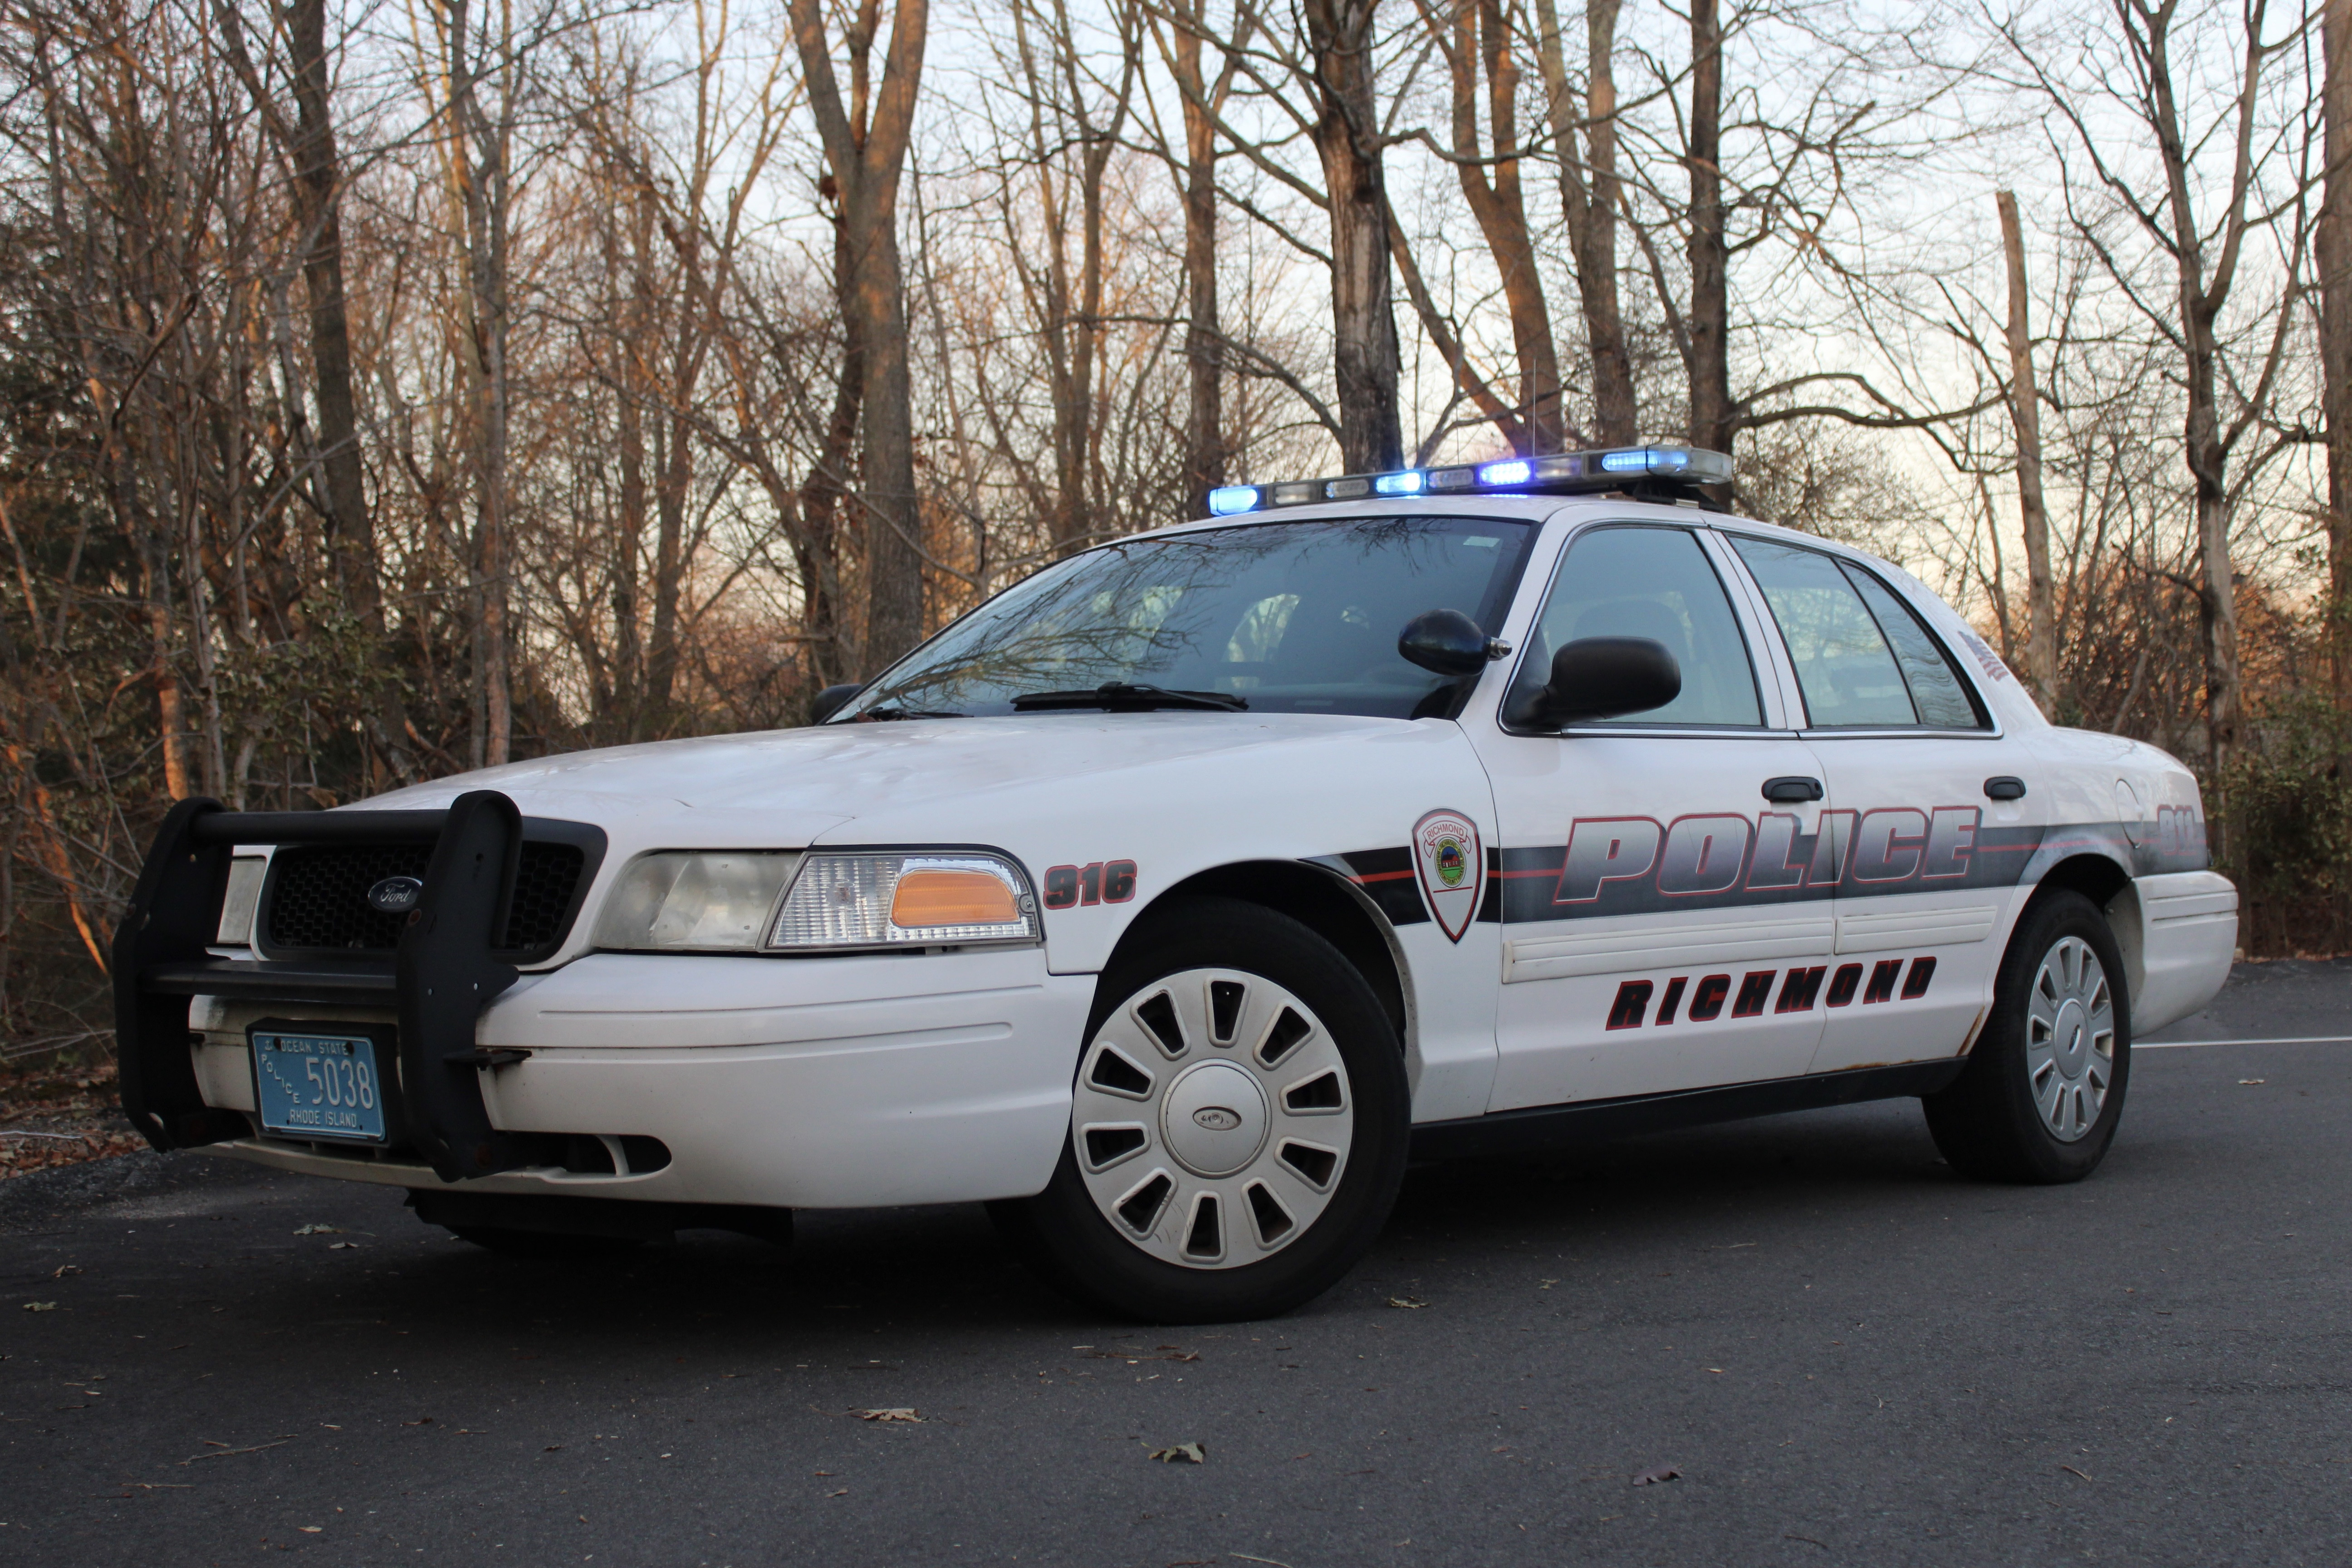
1470, 520, 1838, 1111
1722, 534, 2040, 1073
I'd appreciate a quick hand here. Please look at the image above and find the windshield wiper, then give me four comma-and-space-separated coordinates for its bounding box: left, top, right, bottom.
853, 704, 966, 720
1010, 682, 1247, 713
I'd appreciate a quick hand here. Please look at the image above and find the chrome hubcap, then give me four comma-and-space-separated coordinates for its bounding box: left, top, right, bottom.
2025, 935, 2115, 1142
1072, 966, 1353, 1270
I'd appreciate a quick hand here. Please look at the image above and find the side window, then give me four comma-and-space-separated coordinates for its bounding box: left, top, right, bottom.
1841, 567, 1984, 729
1507, 525, 1762, 727
1730, 537, 1986, 730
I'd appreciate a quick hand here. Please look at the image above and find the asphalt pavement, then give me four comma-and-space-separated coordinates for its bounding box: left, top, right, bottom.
3, 959, 2348, 1567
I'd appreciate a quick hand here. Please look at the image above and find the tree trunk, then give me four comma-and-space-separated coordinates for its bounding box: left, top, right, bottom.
1685, 0, 1730, 457
789, 0, 930, 673
284, 0, 382, 622
1171, 15, 1226, 515
2324, 0, 2352, 715
1996, 190, 2059, 715
1536, 0, 1633, 445
1303, 0, 1402, 472
1440, 0, 1561, 454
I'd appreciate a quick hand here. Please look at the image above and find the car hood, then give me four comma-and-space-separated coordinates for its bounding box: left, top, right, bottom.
353, 712, 1415, 839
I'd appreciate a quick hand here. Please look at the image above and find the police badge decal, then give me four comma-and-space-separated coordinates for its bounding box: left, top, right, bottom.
1413, 808, 1484, 943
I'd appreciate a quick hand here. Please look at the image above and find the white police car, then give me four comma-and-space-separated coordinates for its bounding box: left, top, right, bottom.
114, 446, 2237, 1321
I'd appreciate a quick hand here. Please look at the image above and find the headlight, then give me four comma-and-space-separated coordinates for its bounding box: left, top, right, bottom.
593, 849, 1038, 953
593, 852, 801, 951
769, 853, 1039, 950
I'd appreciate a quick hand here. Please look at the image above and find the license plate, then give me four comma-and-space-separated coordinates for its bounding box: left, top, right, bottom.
251, 1030, 389, 1143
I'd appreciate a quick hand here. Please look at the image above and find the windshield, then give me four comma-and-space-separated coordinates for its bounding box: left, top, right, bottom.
840, 515, 1535, 721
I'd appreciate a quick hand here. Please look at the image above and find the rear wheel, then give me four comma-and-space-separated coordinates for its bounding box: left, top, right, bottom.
1924, 889, 2131, 1183
991, 897, 1410, 1322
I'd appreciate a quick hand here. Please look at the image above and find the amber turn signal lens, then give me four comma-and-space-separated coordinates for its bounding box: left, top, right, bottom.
889, 869, 1018, 928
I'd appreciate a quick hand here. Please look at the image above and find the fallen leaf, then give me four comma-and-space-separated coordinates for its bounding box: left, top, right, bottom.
292, 1225, 344, 1235
543, 1445, 562, 1452
828, 1488, 849, 1498
1149, 1441, 1205, 1464
401, 1416, 434, 1426
52, 1265, 80, 1279
326, 1242, 358, 1251
1631, 1463, 1681, 1486
22, 1302, 55, 1313
2060, 1463, 2094, 1482
1386, 1297, 1427, 1309
298, 1527, 323, 1534
858, 1408, 922, 1423
2238, 1079, 2266, 1086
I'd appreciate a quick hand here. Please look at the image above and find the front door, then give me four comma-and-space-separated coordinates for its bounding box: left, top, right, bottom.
1723, 534, 2037, 1073
1472, 522, 1838, 1112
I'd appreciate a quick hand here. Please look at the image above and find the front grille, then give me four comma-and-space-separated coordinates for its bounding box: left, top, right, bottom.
263, 842, 587, 956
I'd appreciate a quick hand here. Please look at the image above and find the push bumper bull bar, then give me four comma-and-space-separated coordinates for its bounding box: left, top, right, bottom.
114, 789, 549, 1183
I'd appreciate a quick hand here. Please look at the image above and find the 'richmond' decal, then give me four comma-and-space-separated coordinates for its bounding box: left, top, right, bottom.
1605, 955, 1936, 1030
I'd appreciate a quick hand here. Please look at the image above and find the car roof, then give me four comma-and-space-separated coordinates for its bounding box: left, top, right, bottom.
1140, 494, 1884, 569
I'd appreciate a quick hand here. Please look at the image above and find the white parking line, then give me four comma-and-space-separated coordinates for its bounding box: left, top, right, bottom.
2137, 1035, 2352, 1050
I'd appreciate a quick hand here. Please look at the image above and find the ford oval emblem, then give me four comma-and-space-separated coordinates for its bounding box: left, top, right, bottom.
1192, 1106, 1242, 1132
367, 875, 426, 914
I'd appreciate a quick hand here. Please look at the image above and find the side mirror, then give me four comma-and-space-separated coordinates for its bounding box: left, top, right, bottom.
1397, 609, 1495, 677
1516, 636, 1681, 726
809, 682, 865, 724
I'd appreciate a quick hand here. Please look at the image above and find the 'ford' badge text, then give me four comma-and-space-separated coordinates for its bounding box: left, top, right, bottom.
367, 875, 426, 914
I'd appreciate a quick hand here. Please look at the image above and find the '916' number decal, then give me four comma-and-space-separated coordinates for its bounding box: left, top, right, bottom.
1044, 860, 1137, 910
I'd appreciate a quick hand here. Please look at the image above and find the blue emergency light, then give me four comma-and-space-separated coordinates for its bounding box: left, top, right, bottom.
1199, 445, 1732, 518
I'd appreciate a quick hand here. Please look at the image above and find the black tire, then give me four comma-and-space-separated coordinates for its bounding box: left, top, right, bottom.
990, 897, 1411, 1323
1923, 888, 2132, 1183
447, 1226, 645, 1259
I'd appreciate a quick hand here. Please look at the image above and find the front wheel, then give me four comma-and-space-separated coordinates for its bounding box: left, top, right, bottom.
1923, 889, 2132, 1183
991, 897, 1410, 1322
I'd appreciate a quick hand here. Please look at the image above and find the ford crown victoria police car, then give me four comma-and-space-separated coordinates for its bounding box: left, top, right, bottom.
113, 446, 2238, 1321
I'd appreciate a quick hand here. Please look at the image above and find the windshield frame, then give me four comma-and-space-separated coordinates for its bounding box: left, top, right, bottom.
830, 510, 1542, 724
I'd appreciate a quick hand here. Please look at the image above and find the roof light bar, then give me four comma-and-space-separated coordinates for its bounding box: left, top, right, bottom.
1198, 446, 1731, 517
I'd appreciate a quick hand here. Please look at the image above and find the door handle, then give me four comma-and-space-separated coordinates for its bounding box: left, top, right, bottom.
1761, 776, 1823, 804
1984, 776, 2027, 801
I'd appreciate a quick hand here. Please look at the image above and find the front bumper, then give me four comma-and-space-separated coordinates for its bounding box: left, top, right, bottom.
191, 950, 1093, 1208
115, 791, 1093, 1205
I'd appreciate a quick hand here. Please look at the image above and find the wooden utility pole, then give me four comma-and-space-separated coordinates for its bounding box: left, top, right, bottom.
1685, 0, 1731, 458
2323, 0, 2352, 715
1997, 190, 2060, 716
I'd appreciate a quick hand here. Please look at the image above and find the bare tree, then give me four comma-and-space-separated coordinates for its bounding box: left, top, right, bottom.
1416, 0, 1563, 453
2323, 0, 2352, 711
1534, 0, 1634, 445
2022, 0, 2313, 770
789, 0, 929, 670
1302, 0, 1403, 470
1155, 0, 1245, 513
